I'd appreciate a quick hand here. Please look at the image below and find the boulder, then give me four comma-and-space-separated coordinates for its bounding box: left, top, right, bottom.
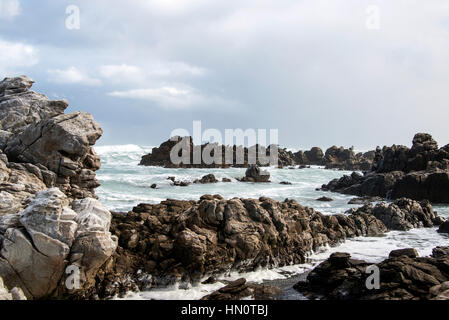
238, 164, 270, 182
201, 278, 282, 300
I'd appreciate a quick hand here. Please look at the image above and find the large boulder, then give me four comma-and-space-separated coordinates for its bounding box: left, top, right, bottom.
238, 164, 270, 182
0, 188, 116, 299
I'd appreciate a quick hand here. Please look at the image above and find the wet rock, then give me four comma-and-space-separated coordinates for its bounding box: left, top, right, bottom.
238, 165, 270, 182
201, 278, 282, 300
150, 184, 157, 189
316, 196, 333, 202
280, 181, 292, 185
389, 248, 419, 258
438, 220, 449, 234
194, 174, 218, 184
348, 196, 383, 205
222, 178, 231, 183
294, 247, 449, 300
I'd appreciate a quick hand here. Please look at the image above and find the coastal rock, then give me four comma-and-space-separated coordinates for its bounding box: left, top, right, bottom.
201, 278, 282, 300
294, 247, 449, 300
0, 188, 116, 299
438, 220, 449, 234
237, 165, 270, 182
316, 196, 333, 202
194, 174, 218, 184
322, 133, 449, 203
89, 196, 402, 298
345, 198, 442, 231
348, 196, 383, 205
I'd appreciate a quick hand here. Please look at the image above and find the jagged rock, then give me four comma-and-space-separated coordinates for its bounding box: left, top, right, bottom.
345, 198, 442, 231
238, 164, 270, 182
389, 248, 419, 258
294, 247, 449, 300
322, 133, 449, 203
139, 136, 288, 168
0, 188, 116, 299
201, 278, 282, 300
194, 174, 218, 184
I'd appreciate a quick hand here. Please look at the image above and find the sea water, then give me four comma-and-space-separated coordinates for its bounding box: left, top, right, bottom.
95, 145, 449, 300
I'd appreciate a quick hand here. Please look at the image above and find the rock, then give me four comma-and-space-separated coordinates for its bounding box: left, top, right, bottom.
238, 165, 270, 182
345, 198, 442, 231
222, 178, 231, 182
322, 133, 449, 203
150, 184, 157, 189
438, 220, 449, 234
0, 188, 116, 300
294, 246, 449, 300
5, 112, 102, 199
348, 196, 383, 205
316, 196, 333, 202
389, 248, 419, 258
280, 181, 292, 185
201, 278, 282, 300
0, 276, 26, 300
194, 174, 218, 184
139, 137, 293, 168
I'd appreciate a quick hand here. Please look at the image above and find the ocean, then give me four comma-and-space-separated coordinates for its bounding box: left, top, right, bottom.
95, 145, 449, 300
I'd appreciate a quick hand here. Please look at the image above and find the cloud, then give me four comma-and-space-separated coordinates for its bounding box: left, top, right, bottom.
47, 67, 101, 86
98, 64, 144, 83
0, 39, 37, 74
0, 0, 20, 19
149, 61, 207, 77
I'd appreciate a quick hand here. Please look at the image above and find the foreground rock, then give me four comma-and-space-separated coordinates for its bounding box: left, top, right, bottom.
86, 195, 443, 298
0, 188, 117, 299
0, 76, 115, 299
321, 133, 449, 203
201, 278, 282, 300
294, 246, 449, 300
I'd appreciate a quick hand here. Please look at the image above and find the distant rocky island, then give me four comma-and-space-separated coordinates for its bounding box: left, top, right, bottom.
0, 76, 448, 301
139, 136, 376, 171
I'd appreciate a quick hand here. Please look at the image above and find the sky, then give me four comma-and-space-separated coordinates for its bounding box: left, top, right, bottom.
1, 0, 449, 150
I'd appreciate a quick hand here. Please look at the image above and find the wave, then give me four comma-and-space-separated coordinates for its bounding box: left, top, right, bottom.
94, 144, 154, 155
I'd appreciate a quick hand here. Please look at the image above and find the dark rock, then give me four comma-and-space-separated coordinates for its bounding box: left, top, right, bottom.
295, 247, 449, 300
389, 248, 419, 258
348, 196, 383, 205
238, 165, 270, 182
201, 278, 282, 300
150, 184, 157, 189
316, 196, 333, 202
222, 178, 231, 182
280, 181, 292, 185
194, 174, 218, 184
438, 220, 449, 234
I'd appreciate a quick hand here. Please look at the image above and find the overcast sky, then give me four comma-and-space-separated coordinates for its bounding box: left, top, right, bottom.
1, 0, 449, 149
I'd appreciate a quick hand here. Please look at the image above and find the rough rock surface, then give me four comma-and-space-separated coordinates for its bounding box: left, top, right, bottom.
139, 136, 290, 168
237, 165, 270, 182
85, 195, 443, 299
321, 133, 449, 203
0, 188, 117, 299
0, 276, 26, 300
194, 174, 218, 184
201, 278, 282, 300
0, 76, 114, 300
294, 246, 449, 300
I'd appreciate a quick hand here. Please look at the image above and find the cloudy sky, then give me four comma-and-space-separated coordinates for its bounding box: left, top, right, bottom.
1, 0, 449, 149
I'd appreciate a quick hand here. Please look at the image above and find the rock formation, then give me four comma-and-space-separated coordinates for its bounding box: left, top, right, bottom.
0, 76, 116, 299
294, 246, 449, 300
201, 278, 282, 300
85, 195, 442, 299
321, 133, 449, 203
237, 164, 270, 182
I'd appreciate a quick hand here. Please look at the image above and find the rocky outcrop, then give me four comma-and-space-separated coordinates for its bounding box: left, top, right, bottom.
85, 195, 444, 299
0, 76, 102, 201
201, 278, 282, 300
237, 165, 270, 182
321, 133, 449, 203
194, 174, 218, 184
344, 198, 443, 231
0, 76, 115, 300
139, 136, 289, 168
294, 246, 449, 300
438, 220, 449, 234
0, 188, 117, 299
